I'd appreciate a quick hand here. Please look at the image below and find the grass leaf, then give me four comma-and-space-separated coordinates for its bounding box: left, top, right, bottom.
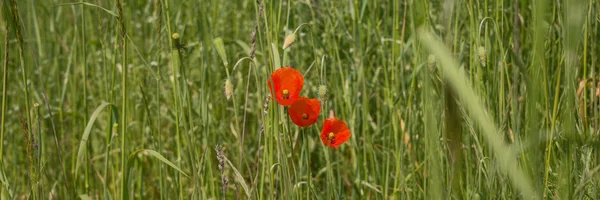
213, 37, 228, 66
418, 29, 539, 199
225, 157, 251, 198
54, 2, 118, 17
129, 149, 189, 177
75, 102, 111, 176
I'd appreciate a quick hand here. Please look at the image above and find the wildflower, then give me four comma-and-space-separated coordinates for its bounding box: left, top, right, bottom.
288, 97, 321, 127
267, 67, 304, 106
320, 118, 351, 149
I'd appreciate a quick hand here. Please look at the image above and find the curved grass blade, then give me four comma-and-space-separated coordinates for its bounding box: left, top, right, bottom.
78, 194, 90, 200
75, 102, 111, 176
54, 2, 118, 17
225, 157, 251, 198
121, 149, 189, 199
129, 149, 189, 177
418, 30, 539, 199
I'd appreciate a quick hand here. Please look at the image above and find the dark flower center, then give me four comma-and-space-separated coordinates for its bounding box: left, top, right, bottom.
302, 113, 308, 120
282, 89, 290, 99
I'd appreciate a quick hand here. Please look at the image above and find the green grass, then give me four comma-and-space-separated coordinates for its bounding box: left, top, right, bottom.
1, 0, 599, 199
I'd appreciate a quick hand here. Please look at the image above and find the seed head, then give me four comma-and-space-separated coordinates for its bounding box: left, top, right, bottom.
224, 79, 233, 100
428, 55, 436, 66
318, 85, 327, 100
171, 33, 180, 40
427, 55, 436, 72
478, 46, 486, 67
215, 145, 229, 196
283, 33, 296, 49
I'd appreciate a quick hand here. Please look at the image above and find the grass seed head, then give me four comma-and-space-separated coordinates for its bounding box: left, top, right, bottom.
224, 79, 233, 100
214, 145, 229, 196
478, 46, 486, 67
318, 85, 327, 100
428, 54, 436, 72
428, 55, 436, 66
283, 33, 296, 49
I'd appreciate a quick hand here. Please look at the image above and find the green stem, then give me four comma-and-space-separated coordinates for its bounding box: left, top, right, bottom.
10, 0, 32, 158
80, 3, 90, 193
116, 0, 128, 199
0, 16, 9, 167
303, 128, 310, 199
161, 0, 184, 197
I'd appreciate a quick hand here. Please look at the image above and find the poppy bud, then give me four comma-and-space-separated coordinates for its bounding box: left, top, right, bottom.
283, 33, 296, 49
318, 85, 327, 100
213, 37, 228, 66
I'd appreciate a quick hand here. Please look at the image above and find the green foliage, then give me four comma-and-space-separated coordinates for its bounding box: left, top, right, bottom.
0, 0, 598, 199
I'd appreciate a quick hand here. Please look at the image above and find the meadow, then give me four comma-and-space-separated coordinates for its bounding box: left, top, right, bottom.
0, 0, 599, 199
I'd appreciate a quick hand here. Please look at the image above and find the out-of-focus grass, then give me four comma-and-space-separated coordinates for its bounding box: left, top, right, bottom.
0, 0, 598, 199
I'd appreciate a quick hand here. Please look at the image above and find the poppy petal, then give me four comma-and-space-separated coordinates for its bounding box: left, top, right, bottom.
288, 97, 321, 127
268, 67, 304, 106
320, 118, 351, 149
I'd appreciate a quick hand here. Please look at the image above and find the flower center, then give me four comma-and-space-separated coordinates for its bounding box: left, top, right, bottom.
302, 113, 308, 120
282, 89, 290, 99
328, 132, 334, 140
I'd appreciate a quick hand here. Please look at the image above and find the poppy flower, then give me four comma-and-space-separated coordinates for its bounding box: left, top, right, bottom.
288, 97, 321, 127
320, 118, 351, 149
267, 67, 304, 106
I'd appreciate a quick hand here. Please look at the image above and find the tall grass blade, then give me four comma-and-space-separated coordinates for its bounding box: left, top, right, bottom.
225, 157, 251, 198
418, 30, 538, 199
128, 149, 189, 177
75, 102, 111, 176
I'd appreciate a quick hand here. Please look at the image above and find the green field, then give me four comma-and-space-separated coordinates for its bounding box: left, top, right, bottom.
1, 0, 599, 199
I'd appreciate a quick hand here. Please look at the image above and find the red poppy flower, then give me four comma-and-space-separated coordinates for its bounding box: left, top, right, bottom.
267, 67, 304, 106
320, 118, 351, 149
288, 97, 321, 127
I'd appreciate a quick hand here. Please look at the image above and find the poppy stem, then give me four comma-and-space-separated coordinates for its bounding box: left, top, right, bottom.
303, 128, 311, 198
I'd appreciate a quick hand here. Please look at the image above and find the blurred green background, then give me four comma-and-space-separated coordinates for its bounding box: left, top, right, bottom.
0, 0, 599, 199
